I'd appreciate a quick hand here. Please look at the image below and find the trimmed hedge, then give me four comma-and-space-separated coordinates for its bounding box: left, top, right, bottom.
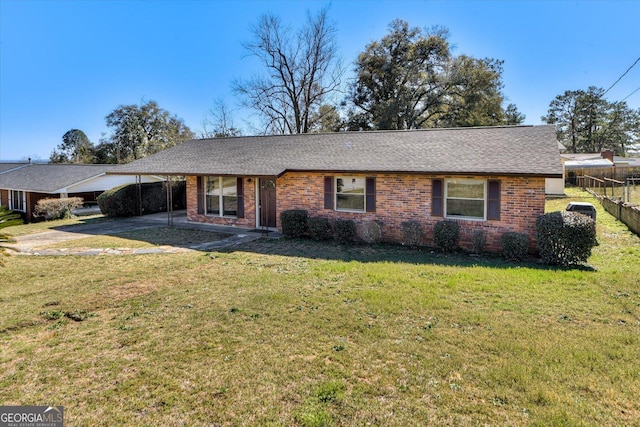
97, 181, 185, 217
33, 197, 83, 220
434, 220, 460, 252
536, 211, 597, 266
501, 231, 529, 261
470, 229, 487, 255
359, 220, 383, 244
333, 219, 357, 244
308, 217, 332, 241
281, 210, 309, 238
401, 221, 422, 248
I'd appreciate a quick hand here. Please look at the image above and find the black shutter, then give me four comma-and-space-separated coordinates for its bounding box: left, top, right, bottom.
236, 177, 244, 218
196, 176, 204, 214
324, 176, 333, 209
432, 179, 443, 216
365, 177, 376, 212
487, 180, 501, 220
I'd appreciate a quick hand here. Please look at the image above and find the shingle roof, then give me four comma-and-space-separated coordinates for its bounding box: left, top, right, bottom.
0, 164, 118, 193
0, 163, 29, 174
111, 125, 563, 177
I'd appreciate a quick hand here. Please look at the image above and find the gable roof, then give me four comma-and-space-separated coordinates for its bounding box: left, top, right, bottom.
111, 125, 563, 178
0, 164, 117, 193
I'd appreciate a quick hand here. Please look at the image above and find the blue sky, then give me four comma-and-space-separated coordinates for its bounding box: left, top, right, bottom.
1, 0, 639, 161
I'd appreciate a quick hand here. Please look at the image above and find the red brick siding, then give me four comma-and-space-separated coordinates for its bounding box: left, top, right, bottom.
0, 189, 7, 208
185, 176, 256, 228
278, 172, 545, 252
184, 173, 546, 252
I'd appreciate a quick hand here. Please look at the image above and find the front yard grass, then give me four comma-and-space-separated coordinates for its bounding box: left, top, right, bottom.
0, 189, 638, 426
3, 214, 110, 237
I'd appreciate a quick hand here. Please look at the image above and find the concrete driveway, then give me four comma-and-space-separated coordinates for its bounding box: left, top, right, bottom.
3, 211, 273, 255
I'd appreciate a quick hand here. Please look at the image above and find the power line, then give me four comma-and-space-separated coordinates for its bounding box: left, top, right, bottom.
621, 86, 640, 102
603, 56, 640, 96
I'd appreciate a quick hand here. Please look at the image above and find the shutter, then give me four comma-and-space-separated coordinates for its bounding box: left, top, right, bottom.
236, 177, 244, 218
324, 176, 333, 209
196, 176, 204, 214
365, 177, 376, 212
487, 180, 501, 220
432, 179, 443, 216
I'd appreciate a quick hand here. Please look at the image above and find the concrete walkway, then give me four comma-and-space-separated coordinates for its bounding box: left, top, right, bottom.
4, 211, 280, 256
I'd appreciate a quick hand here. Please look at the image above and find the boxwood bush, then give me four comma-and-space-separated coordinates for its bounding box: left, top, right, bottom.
308, 216, 332, 241
401, 221, 422, 248
98, 184, 139, 217
536, 211, 597, 266
333, 219, 357, 245
281, 210, 309, 238
501, 231, 529, 261
470, 229, 487, 255
433, 220, 459, 252
358, 220, 383, 244
97, 181, 185, 217
33, 197, 83, 220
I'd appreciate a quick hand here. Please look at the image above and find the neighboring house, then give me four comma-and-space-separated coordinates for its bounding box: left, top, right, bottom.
0, 163, 164, 222
545, 141, 568, 196
562, 150, 640, 183
111, 125, 562, 252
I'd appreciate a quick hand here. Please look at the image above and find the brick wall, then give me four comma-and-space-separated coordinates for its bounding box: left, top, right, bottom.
186, 176, 257, 228
278, 172, 545, 252
185, 173, 546, 252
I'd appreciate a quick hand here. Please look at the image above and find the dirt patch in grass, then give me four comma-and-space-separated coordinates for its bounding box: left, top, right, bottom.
113, 227, 232, 247
39, 227, 233, 250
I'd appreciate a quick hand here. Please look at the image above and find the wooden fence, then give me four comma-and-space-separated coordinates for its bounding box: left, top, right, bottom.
579, 175, 640, 236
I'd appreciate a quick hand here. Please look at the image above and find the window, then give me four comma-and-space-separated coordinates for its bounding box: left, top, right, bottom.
10, 190, 25, 212
445, 179, 486, 219
335, 177, 365, 212
205, 177, 237, 217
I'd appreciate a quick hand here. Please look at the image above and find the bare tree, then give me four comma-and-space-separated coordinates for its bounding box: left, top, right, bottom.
200, 99, 242, 138
233, 7, 344, 134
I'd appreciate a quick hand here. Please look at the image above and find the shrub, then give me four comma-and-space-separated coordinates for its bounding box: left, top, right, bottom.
401, 221, 422, 247
470, 229, 487, 255
433, 220, 459, 252
281, 210, 309, 238
358, 220, 383, 244
536, 211, 597, 266
97, 181, 185, 217
33, 197, 83, 220
308, 217, 332, 241
98, 184, 138, 217
333, 219, 356, 244
501, 232, 529, 261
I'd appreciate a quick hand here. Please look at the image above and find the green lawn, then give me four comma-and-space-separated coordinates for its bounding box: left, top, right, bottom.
1, 189, 638, 426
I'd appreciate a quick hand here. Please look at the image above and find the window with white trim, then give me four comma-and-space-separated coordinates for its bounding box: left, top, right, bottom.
335, 177, 365, 212
9, 190, 26, 212
205, 177, 237, 217
445, 179, 485, 220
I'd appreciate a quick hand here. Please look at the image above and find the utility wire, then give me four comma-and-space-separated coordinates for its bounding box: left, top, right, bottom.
621, 86, 640, 102
603, 56, 640, 96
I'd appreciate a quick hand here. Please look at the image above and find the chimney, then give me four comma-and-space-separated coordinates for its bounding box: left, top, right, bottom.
601, 150, 614, 162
